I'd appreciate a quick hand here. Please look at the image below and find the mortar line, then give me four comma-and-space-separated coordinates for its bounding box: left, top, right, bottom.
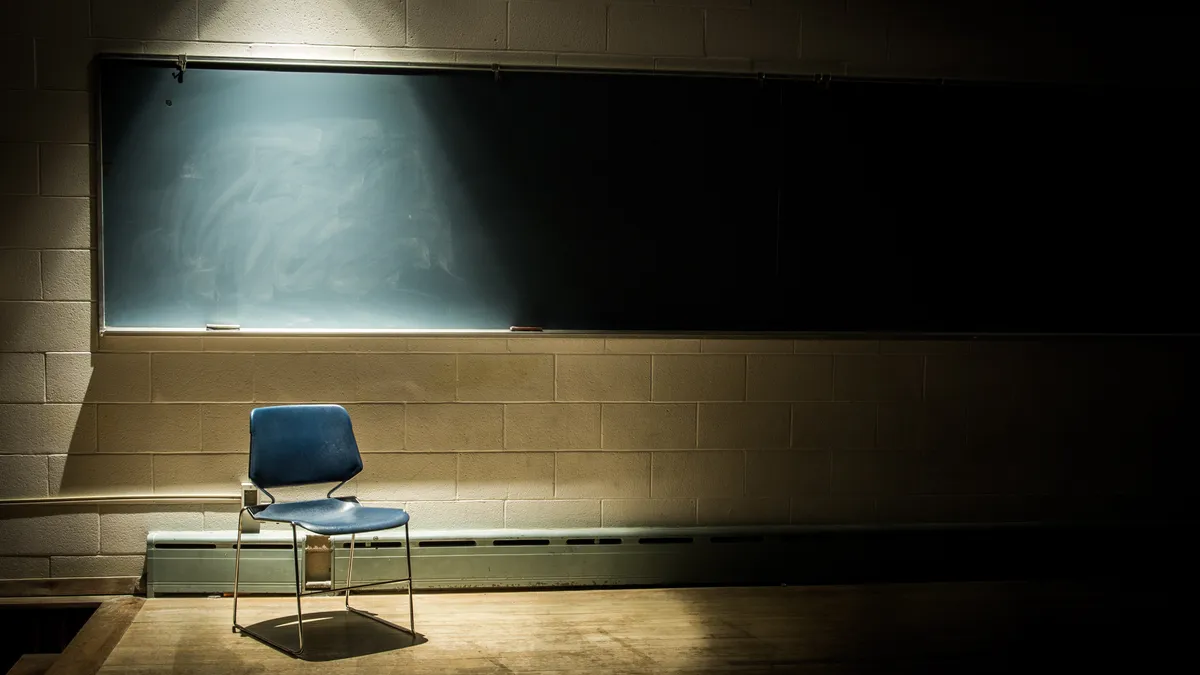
742, 354, 748, 401
788, 402, 794, 451
922, 355, 928, 401
873, 402, 880, 449
604, 5, 609, 52
796, 10, 803, 60
741, 449, 747, 499
829, 355, 837, 401
648, 353, 655, 400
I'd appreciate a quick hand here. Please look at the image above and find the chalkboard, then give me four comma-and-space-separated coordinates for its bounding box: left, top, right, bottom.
99, 57, 1197, 333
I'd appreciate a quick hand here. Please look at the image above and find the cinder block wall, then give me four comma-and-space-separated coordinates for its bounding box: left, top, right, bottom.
0, 1, 1194, 581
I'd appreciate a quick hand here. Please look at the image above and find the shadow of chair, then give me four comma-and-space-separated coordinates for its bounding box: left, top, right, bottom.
240, 609, 427, 661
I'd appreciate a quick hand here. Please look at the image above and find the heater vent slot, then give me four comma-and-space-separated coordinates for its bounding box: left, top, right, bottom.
638, 537, 694, 545
711, 535, 764, 544
154, 542, 294, 550
155, 543, 215, 549
493, 539, 550, 547
341, 541, 404, 548
418, 540, 477, 548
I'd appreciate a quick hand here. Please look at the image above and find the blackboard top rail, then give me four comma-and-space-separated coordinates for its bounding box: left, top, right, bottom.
98, 327, 1200, 340
93, 52, 1175, 90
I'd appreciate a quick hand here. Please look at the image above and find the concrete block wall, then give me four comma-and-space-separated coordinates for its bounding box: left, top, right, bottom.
0, 1, 1194, 581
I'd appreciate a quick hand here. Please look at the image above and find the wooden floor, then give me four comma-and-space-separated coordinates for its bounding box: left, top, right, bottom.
96, 580, 1178, 674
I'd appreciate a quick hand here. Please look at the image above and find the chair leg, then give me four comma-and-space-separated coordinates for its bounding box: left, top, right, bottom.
344, 522, 416, 638
345, 532, 356, 608
405, 521, 415, 634
232, 507, 244, 631
291, 523, 305, 654
232, 521, 306, 657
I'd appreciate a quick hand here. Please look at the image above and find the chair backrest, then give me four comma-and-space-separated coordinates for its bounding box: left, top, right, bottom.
248, 405, 363, 491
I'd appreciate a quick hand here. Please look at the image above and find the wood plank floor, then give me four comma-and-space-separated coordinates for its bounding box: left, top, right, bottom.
97, 580, 1179, 674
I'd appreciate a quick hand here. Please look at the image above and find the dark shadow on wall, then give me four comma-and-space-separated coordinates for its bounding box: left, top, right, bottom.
855, 0, 1200, 84
631, 335, 1200, 671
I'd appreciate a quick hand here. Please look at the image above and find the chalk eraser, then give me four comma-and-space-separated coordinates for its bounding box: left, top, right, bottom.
509, 326, 543, 332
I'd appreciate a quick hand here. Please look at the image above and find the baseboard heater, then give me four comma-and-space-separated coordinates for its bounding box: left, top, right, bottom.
145, 522, 1170, 597
147, 531, 305, 597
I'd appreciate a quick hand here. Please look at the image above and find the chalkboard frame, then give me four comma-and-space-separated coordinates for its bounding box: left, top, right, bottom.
95, 54, 1197, 338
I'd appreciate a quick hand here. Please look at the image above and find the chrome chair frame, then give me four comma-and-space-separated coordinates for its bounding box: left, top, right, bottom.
231, 480, 415, 656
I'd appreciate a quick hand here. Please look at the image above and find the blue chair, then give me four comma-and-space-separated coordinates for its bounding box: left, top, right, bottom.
232, 404, 414, 656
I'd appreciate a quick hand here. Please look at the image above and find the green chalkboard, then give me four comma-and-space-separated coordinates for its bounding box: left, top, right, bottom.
99, 57, 1197, 333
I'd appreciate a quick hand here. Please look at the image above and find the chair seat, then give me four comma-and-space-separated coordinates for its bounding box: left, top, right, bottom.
249, 498, 409, 535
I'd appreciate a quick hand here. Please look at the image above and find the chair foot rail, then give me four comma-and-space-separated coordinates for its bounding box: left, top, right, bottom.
299, 577, 414, 597
346, 604, 418, 636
